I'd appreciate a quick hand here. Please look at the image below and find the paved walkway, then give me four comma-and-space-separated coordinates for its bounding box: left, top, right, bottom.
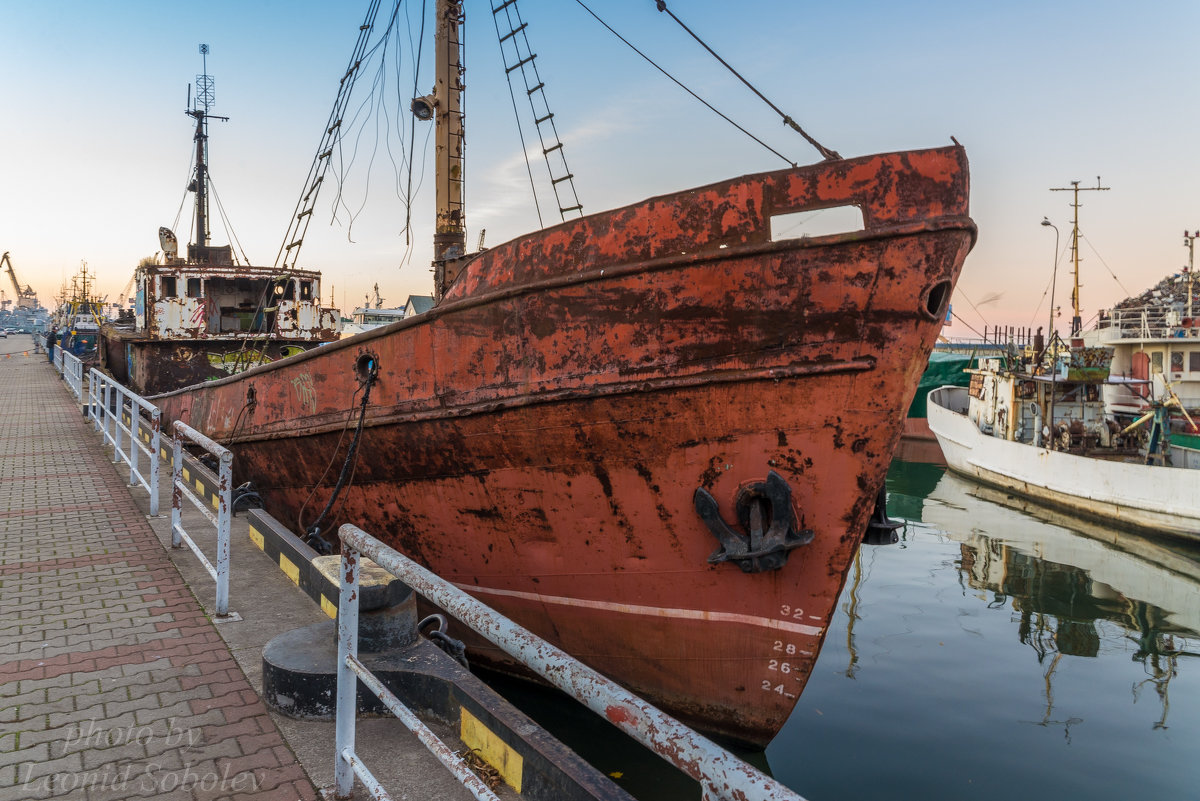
0, 343, 316, 801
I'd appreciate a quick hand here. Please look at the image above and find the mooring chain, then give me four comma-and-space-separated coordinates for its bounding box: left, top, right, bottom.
418, 614, 469, 668
304, 359, 379, 554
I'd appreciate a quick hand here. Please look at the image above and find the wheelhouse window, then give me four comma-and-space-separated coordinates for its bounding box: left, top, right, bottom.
300, 280, 313, 301
186, 277, 203, 298
161, 276, 177, 298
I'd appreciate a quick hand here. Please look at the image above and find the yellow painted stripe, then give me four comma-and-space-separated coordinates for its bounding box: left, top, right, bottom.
279, 554, 300, 585
459, 708, 522, 792
196, 477, 205, 494
182, 468, 191, 483
320, 595, 337, 619
160, 448, 168, 460
248, 525, 264, 550
211, 493, 218, 510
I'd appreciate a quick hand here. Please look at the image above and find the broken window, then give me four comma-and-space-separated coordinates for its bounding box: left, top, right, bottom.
161, 276, 177, 298
187, 277, 203, 298
300, 280, 313, 301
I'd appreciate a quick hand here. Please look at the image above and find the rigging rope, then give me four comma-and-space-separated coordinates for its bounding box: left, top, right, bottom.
1078, 232, 1134, 299
572, 0, 798, 167
653, 1, 840, 162
207, 174, 252, 266
398, 0, 428, 253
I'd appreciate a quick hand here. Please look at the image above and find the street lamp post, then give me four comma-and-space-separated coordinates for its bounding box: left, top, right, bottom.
1042, 218, 1060, 448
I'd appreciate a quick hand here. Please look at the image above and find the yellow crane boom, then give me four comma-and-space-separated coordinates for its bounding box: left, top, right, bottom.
1, 252, 39, 310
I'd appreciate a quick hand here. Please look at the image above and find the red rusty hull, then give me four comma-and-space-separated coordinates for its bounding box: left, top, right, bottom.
153, 146, 975, 746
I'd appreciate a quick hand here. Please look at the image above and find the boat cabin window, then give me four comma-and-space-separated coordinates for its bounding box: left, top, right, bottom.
278, 279, 296, 301
187, 277, 203, 298
300, 280, 313, 301
1171, 352, 1184, 373
1151, 352, 1163, 373
204, 276, 281, 333
161, 277, 177, 298
1191, 352, 1200, 372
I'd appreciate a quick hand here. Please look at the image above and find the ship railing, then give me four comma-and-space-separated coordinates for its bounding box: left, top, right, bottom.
60, 350, 85, 399
1097, 305, 1200, 339
171, 420, 233, 618
332, 522, 808, 801
87, 369, 161, 517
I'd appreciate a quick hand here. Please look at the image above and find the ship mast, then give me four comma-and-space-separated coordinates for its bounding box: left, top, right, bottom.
1185, 230, 1198, 321
431, 0, 466, 301
1050, 177, 1109, 337
187, 44, 228, 255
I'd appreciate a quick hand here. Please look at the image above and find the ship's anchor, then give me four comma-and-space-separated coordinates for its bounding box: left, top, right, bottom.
694, 470, 813, 573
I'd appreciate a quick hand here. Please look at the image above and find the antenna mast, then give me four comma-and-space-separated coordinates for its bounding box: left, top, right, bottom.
1050, 177, 1109, 337
187, 43, 229, 253
1185, 230, 1198, 322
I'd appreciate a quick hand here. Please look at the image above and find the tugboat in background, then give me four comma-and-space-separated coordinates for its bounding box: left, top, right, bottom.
100, 45, 340, 396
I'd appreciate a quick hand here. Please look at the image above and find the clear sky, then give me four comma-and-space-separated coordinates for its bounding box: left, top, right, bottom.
2, 1, 1198, 337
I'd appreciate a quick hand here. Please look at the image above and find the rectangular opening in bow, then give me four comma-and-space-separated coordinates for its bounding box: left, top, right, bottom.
770, 205, 864, 241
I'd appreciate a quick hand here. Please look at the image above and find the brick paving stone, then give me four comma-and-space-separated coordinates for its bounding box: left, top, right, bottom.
0, 352, 316, 800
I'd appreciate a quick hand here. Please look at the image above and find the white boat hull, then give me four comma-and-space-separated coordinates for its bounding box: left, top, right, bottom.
927, 386, 1200, 540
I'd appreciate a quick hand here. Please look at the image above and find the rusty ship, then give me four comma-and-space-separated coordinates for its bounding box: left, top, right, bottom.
101, 48, 340, 395
152, 2, 976, 746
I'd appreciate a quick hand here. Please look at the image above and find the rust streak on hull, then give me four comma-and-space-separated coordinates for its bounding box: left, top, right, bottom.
153, 145, 976, 747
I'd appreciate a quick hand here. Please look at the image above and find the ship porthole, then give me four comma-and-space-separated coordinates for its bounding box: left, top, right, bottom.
922, 279, 952, 321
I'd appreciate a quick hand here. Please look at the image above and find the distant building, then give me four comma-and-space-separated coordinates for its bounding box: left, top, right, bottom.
404, 295, 435, 317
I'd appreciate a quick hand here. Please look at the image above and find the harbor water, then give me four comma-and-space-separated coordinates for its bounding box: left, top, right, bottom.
495, 451, 1200, 800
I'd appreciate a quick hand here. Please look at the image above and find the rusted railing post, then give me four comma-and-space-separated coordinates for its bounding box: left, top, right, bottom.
171, 435, 183, 550
333, 544, 359, 801
88, 369, 160, 516
170, 420, 233, 617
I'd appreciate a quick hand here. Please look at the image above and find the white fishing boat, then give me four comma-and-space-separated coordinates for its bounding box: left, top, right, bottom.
927, 351, 1200, 541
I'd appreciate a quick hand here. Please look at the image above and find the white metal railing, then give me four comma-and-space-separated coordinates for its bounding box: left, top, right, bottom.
171, 421, 233, 617
53, 343, 65, 373
1097, 304, 1200, 339
61, 350, 85, 399
333, 523, 808, 801
87, 369, 161, 516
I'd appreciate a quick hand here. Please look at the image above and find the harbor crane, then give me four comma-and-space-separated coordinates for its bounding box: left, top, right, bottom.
117, 273, 136, 308
2, 252, 39, 310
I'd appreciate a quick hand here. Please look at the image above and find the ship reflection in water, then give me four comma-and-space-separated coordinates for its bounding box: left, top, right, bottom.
494, 456, 1200, 801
